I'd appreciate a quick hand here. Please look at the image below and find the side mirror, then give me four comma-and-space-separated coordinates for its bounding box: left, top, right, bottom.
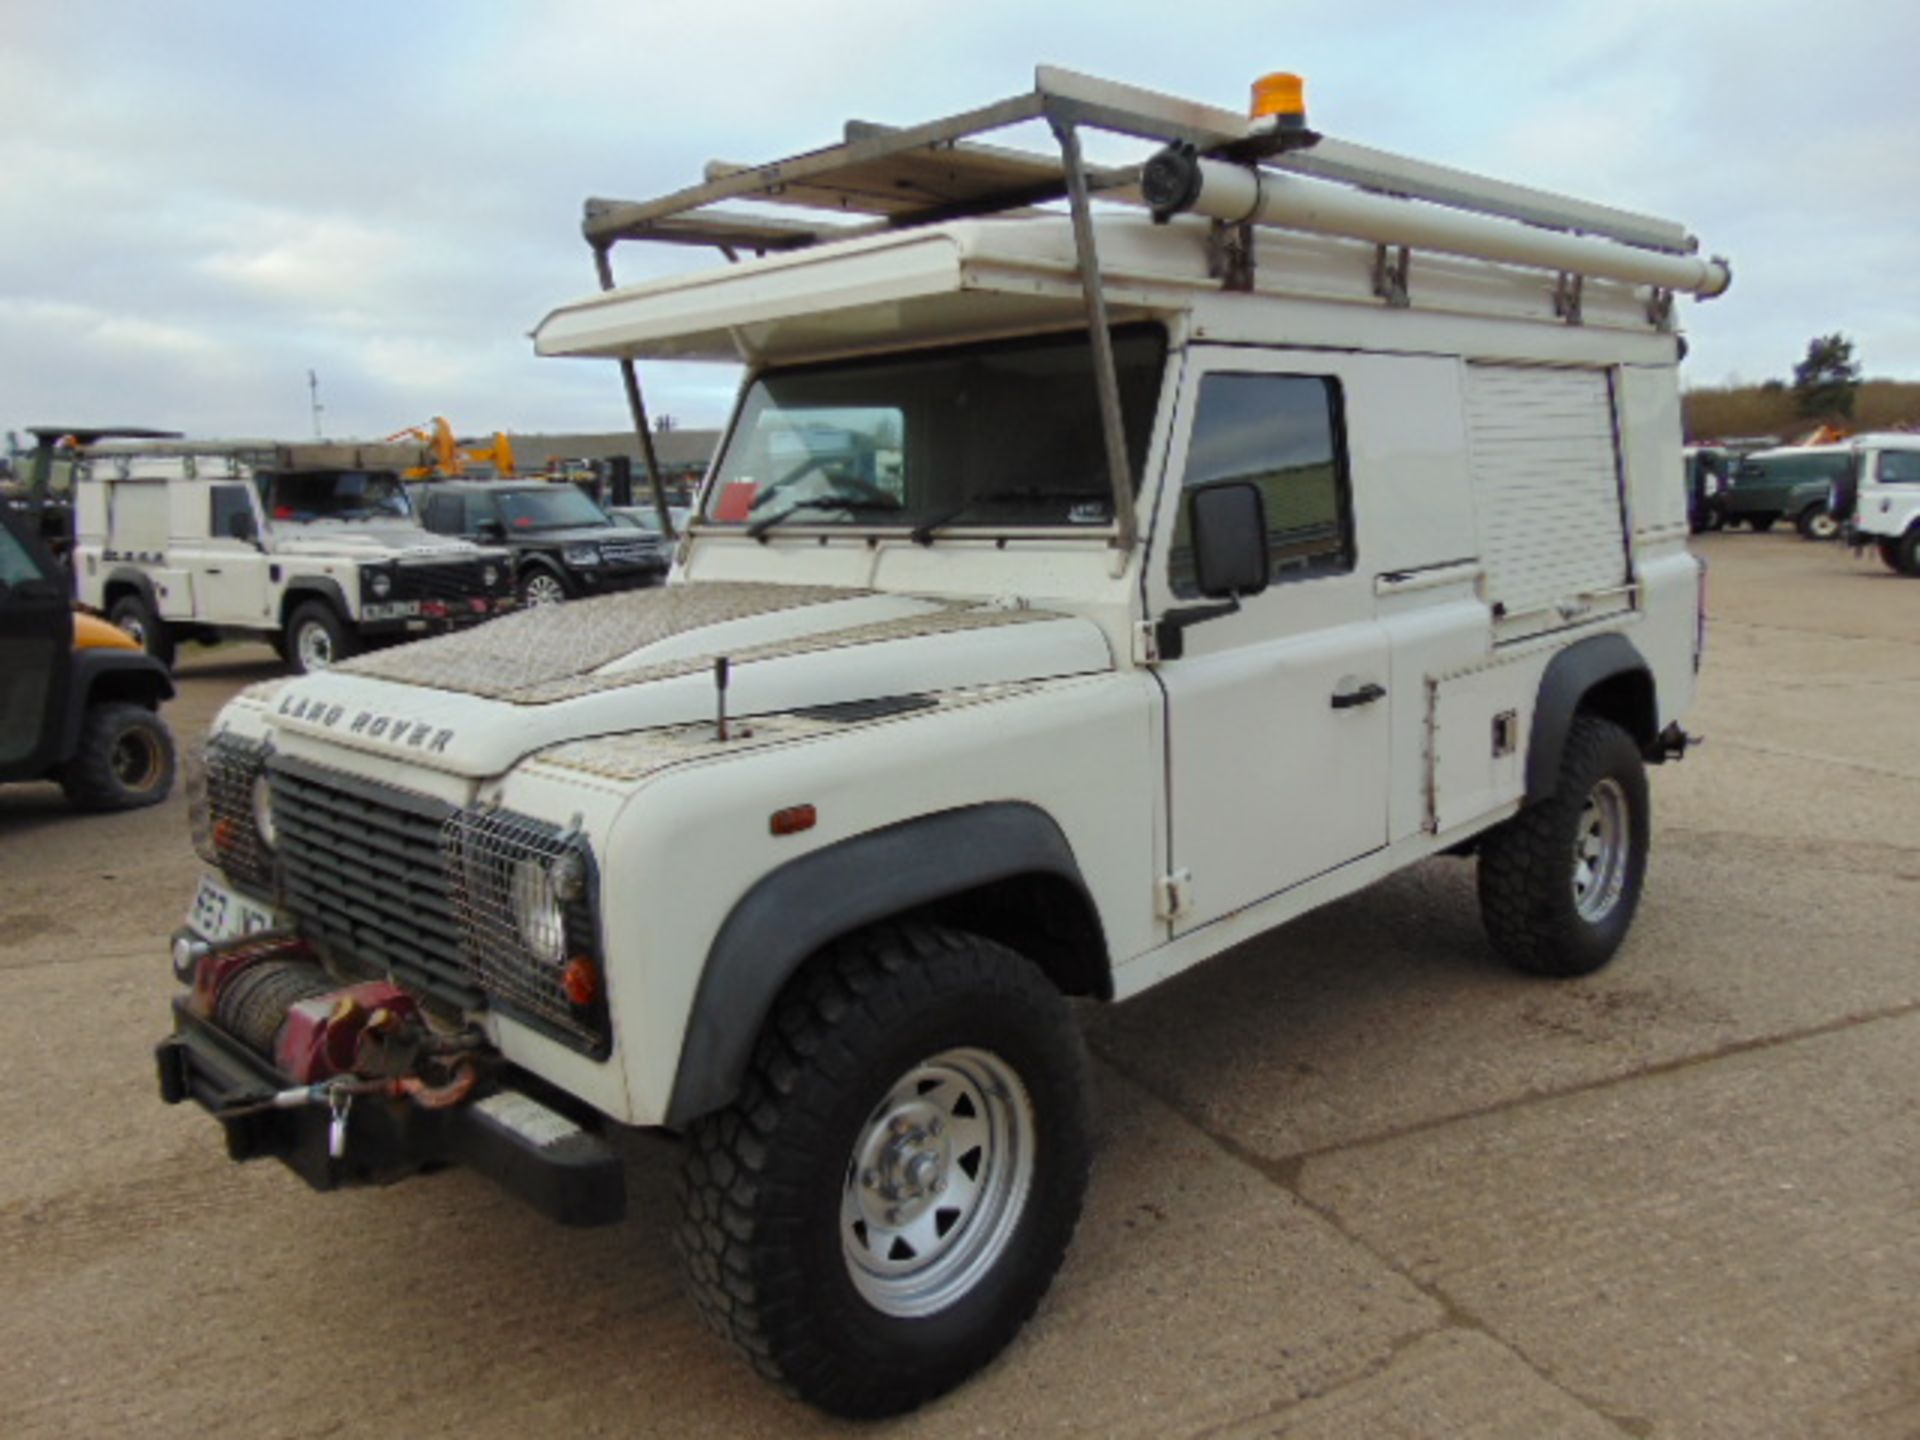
1189, 481, 1270, 599
226, 511, 259, 542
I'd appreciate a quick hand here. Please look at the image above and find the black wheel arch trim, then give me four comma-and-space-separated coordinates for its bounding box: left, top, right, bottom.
102, 566, 163, 614
665, 801, 1104, 1127
1525, 633, 1657, 804
62, 651, 174, 753
281, 576, 352, 625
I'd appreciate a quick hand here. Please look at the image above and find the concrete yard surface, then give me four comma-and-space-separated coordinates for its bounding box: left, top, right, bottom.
2, 530, 1916, 1437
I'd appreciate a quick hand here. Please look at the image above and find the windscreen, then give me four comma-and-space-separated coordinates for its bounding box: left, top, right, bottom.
496, 487, 609, 531
264, 470, 411, 521
703, 326, 1166, 536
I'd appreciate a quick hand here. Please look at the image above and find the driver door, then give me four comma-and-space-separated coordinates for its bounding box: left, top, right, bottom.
1149, 347, 1391, 935
0, 514, 74, 783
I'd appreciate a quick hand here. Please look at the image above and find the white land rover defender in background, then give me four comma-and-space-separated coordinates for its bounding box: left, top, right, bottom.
1834, 432, 1920, 575
156, 70, 1725, 1417
73, 441, 515, 673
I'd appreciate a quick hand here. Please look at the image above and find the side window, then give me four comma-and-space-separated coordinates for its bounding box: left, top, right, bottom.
209, 484, 256, 539
1878, 451, 1920, 484
423, 494, 463, 533
462, 493, 498, 530
0, 525, 49, 586
1168, 373, 1353, 597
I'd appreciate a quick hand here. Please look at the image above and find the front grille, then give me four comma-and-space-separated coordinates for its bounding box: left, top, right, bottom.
598, 538, 661, 568
204, 734, 274, 892
267, 757, 606, 1055
391, 560, 501, 601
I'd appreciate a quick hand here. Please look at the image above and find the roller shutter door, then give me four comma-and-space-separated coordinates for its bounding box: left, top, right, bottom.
1464, 364, 1631, 642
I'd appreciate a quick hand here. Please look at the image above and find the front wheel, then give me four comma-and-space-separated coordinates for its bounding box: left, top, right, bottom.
1478, 715, 1650, 977
60, 702, 176, 811
677, 924, 1091, 1419
284, 601, 357, 674
1893, 529, 1920, 577
518, 566, 569, 608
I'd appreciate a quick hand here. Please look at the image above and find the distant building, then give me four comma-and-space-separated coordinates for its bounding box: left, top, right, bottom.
514, 429, 720, 488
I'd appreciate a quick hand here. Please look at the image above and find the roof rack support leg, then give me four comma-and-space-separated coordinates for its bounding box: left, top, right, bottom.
1206, 220, 1256, 292
1553, 270, 1584, 326
592, 243, 678, 540
1371, 244, 1410, 308
1049, 117, 1136, 554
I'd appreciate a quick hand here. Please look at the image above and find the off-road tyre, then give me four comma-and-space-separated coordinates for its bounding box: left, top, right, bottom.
1478, 714, 1649, 977
1896, 529, 1920, 577
107, 593, 174, 669
59, 702, 176, 811
284, 601, 356, 674
1747, 513, 1777, 533
677, 923, 1091, 1419
1795, 504, 1839, 541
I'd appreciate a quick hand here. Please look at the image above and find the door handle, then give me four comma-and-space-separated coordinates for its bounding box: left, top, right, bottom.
1330, 682, 1386, 710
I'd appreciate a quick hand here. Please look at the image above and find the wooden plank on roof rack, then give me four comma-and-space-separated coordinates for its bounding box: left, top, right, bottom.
580, 205, 842, 251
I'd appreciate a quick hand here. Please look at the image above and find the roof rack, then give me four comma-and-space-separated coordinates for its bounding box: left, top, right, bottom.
572, 67, 1724, 552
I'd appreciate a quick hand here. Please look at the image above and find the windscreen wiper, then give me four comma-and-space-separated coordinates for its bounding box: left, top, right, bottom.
746, 494, 903, 541
909, 488, 1112, 546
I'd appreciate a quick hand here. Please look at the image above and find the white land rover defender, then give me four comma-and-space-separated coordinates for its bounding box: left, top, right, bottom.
73, 441, 515, 673
156, 71, 1725, 1417
1835, 432, 1920, 575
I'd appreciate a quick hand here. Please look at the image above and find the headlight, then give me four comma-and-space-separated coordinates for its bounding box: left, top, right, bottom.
186, 743, 215, 864
369, 570, 393, 599
562, 543, 602, 567
482, 563, 501, 589
251, 772, 277, 849
510, 856, 568, 965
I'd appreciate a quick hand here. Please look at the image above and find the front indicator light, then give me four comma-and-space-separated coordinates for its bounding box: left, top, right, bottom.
251, 773, 278, 849
562, 956, 599, 1007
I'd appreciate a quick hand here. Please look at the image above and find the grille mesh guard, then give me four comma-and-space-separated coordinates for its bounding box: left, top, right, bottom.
267, 756, 608, 1056
443, 807, 606, 1052
203, 733, 274, 892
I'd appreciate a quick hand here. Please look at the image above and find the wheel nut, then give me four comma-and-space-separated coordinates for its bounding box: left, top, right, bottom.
928, 1117, 944, 1136
861, 1169, 878, 1190
885, 1207, 902, 1225
932, 1178, 946, 1195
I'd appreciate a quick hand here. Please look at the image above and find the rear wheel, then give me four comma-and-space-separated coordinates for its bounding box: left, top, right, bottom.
1796, 505, 1839, 541
284, 601, 356, 674
60, 702, 176, 811
677, 923, 1091, 1419
1478, 715, 1649, 977
107, 593, 174, 669
1879, 538, 1907, 573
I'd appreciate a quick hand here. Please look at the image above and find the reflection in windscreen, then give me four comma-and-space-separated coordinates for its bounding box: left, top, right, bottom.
265, 470, 411, 521
705, 326, 1166, 532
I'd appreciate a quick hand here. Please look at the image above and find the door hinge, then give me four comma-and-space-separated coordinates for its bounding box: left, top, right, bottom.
1155, 869, 1193, 921
1132, 620, 1162, 665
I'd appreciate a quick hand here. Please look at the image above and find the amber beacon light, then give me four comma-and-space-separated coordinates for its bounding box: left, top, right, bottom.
1250, 71, 1307, 125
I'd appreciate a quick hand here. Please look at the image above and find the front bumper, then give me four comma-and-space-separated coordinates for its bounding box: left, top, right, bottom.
359, 595, 514, 637
155, 999, 626, 1227
572, 560, 667, 594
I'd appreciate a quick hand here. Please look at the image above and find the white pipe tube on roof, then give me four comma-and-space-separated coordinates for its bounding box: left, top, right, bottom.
1181, 157, 1731, 297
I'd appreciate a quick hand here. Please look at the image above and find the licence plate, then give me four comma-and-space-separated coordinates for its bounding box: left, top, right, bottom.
187, 874, 281, 942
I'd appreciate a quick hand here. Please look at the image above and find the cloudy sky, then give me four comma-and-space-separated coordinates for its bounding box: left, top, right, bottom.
4, 0, 1915, 449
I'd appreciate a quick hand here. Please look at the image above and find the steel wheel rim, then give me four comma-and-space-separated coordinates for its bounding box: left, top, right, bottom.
841, 1046, 1035, 1319
1811, 512, 1839, 539
1572, 777, 1630, 923
296, 622, 334, 670
109, 728, 162, 791
523, 574, 565, 607
120, 613, 147, 646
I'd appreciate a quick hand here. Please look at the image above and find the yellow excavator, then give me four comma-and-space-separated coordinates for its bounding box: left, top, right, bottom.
382, 417, 517, 480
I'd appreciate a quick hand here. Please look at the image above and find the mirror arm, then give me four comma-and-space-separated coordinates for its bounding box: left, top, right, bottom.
1153, 595, 1240, 661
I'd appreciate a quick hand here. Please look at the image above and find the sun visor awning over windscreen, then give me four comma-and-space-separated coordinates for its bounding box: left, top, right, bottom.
532, 221, 1169, 366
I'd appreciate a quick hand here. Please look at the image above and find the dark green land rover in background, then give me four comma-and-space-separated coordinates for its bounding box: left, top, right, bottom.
1715, 445, 1853, 539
